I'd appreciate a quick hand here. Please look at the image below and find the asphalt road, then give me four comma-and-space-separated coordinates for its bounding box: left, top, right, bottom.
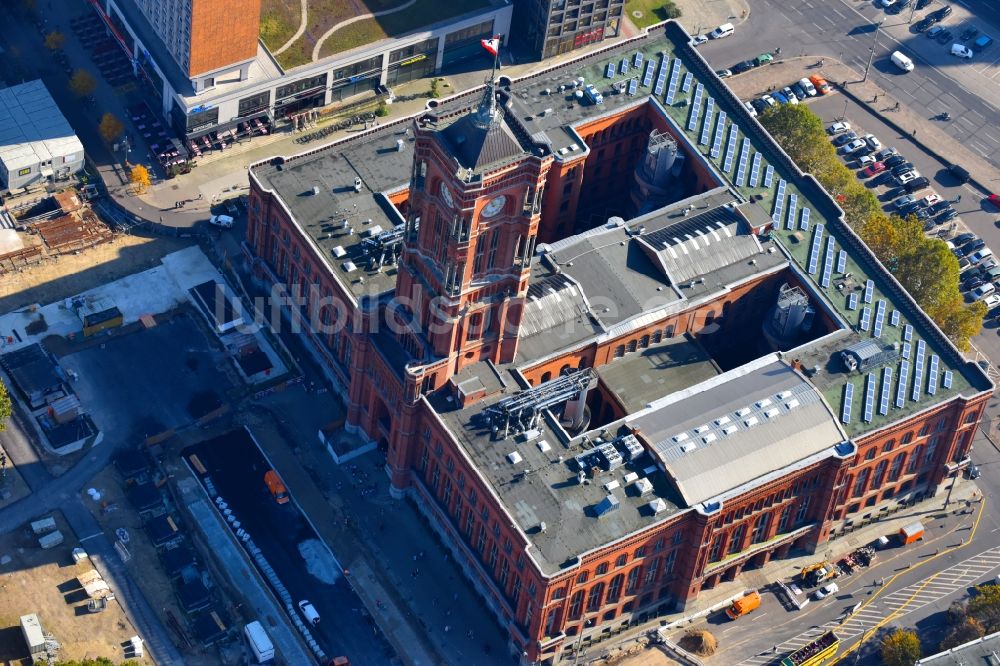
695, 0, 1000, 167
183, 431, 396, 664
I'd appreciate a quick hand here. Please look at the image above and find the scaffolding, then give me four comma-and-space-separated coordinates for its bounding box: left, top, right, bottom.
361, 222, 408, 270
481, 369, 596, 439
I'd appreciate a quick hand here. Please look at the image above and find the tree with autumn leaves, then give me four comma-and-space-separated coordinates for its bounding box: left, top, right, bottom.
761, 104, 984, 351
129, 164, 151, 193
880, 629, 922, 666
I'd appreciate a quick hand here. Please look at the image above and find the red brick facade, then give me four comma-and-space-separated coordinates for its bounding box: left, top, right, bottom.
244, 102, 986, 663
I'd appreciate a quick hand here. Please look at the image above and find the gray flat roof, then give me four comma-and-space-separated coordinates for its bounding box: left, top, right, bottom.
0, 80, 82, 172
915, 630, 1000, 664
430, 365, 685, 574
628, 356, 847, 506
596, 335, 720, 414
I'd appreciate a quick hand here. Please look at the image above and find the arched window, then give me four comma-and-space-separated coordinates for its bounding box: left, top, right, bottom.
626, 340, 637, 353
607, 574, 625, 603
665, 325, 675, 338
541, 371, 552, 383
652, 330, 662, 343
613, 345, 625, 358
586, 582, 605, 612
640, 335, 650, 348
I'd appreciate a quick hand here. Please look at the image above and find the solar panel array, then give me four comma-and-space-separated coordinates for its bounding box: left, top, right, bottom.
634, 52, 643, 68
735, 139, 751, 187
772, 179, 788, 225
800, 207, 811, 231
943, 370, 953, 389
896, 360, 909, 409
927, 355, 940, 395
837, 250, 847, 274
697, 95, 714, 141
879, 367, 892, 416
911, 340, 927, 402
786, 191, 798, 230
863, 372, 876, 423
606, 63, 616, 78
681, 71, 694, 93
749, 153, 762, 187
627, 78, 638, 95
890, 310, 900, 327
873, 300, 886, 338
863, 279, 874, 304
807, 223, 825, 274
848, 293, 859, 310
842, 382, 854, 424
722, 124, 739, 173
642, 60, 655, 87
763, 164, 775, 188
859, 307, 871, 331
620, 57, 629, 75
820, 236, 836, 288
904, 324, 913, 342
687, 85, 704, 131
654, 58, 668, 96
665, 60, 682, 104
710, 112, 727, 158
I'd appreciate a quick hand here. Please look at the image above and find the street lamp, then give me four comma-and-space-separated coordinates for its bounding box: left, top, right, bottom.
864, 20, 885, 83
120, 134, 131, 166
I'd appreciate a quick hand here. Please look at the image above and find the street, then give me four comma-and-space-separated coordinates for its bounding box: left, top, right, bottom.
695, 0, 1000, 167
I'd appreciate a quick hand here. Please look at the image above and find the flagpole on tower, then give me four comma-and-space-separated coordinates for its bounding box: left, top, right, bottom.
481, 35, 501, 83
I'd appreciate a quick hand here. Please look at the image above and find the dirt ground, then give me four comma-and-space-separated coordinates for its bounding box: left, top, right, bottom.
0, 444, 31, 510
0, 233, 194, 313
609, 645, 679, 666
81, 465, 229, 666
0, 511, 149, 665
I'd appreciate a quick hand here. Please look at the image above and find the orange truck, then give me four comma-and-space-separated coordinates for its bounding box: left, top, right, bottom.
264, 470, 289, 504
899, 521, 924, 545
726, 590, 761, 619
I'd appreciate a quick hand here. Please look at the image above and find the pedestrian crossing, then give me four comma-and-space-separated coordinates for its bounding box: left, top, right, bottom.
736, 546, 1000, 665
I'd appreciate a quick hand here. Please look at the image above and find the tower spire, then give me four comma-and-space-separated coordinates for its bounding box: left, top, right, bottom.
473, 36, 502, 130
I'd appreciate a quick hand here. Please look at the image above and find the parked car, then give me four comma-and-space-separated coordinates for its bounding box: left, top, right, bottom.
827, 121, 852, 135
875, 147, 898, 161
920, 193, 943, 208
915, 16, 936, 32
809, 75, 832, 94
960, 27, 979, 42
755, 53, 774, 66
224, 199, 239, 215
692, 35, 709, 46
936, 207, 958, 222
972, 283, 996, 300
891, 161, 915, 175
880, 0, 898, 8
884, 155, 908, 168
952, 232, 977, 246
761, 94, 778, 107
733, 60, 756, 74
814, 582, 839, 599
916, 0, 933, 8
209, 214, 234, 228
791, 82, 808, 99
984, 294, 1000, 309
963, 238, 987, 253
963, 277, 987, 292
297, 600, 320, 626
937, 30, 955, 44
969, 248, 994, 265
864, 161, 887, 177
896, 170, 919, 185
951, 43, 973, 58
772, 91, 791, 104
841, 139, 867, 154
709, 23, 736, 39
927, 25, 945, 39
973, 34, 994, 49
744, 101, 758, 117
833, 131, 859, 146
782, 86, 801, 102
948, 163, 970, 183
716, 68, 733, 78
798, 78, 818, 96
892, 0, 912, 13
905, 176, 931, 193
856, 155, 876, 169
894, 194, 918, 210
930, 4, 953, 20
988, 194, 1000, 208
750, 98, 768, 114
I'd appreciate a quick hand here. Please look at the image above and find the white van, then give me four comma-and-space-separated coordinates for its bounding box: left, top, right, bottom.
890, 51, 914, 72
709, 23, 735, 39
798, 78, 817, 96
298, 600, 320, 626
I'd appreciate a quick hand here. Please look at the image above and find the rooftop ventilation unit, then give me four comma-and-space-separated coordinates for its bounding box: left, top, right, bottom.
353, 177, 363, 192
594, 494, 621, 518
736, 407, 751, 417
785, 399, 800, 410
537, 440, 551, 453
635, 477, 654, 495
507, 451, 523, 464
619, 434, 644, 460
743, 416, 759, 428
764, 408, 780, 419
722, 425, 738, 436
648, 498, 668, 514
311, 185, 320, 195
623, 472, 639, 484
701, 433, 717, 444
679, 442, 697, 453
714, 416, 731, 426
481, 369, 596, 439
672, 432, 689, 443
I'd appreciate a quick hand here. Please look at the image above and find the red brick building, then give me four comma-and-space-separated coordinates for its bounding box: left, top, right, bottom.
246, 23, 991, 664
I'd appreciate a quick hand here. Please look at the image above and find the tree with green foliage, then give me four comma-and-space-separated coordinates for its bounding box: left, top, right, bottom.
0, 380, 11, 432
881, 629, 922, 666
761, 105, 832, 174
968, 583, 1000, 633
375, 100, 389, 117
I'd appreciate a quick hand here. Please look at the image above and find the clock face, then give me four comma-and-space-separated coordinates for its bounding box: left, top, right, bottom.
439, 182, 454, 208
481, 194, 506, 218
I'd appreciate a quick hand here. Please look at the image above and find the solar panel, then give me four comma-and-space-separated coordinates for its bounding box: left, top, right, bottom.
896, 360, 909, 409
763, 164, 775, 188
786, 191, 797, 230
682, 72, 694, 93
722, 124, 739, 173
807, 223, 824, 274
749, 153, 762, 187
902, 342, 911, 359
863, 279, 874, 304
642, 60, 655, 87
606, 63, 616, 78
821, 236, 836, 288
842, 382, 854, 424
879, 367, 892, 416
699, 97, 715, 144
837, 250, 847, 274
735, 139, 750, 187
903, 324, 913, 342
710, 112, 727, 158
860, 307, 871, 331
687, 84, 704, 130
634, 52, 643, 68
863, 372, 876, 423
665, 60, 682, 104
942, 370, 953, 389
848, 293, 859, 310
654, 58, 668, 96
911, 340, 926, 402
627, 78, 638, 96
890, 310, 900, 327
927, 355, 940, 395
873, 300, 886, 338
800, 207, 810, 231
772, 181, 787, 225
620, 58, 629, 75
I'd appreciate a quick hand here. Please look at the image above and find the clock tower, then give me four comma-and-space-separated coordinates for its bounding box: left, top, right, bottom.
396, 77, 552, 370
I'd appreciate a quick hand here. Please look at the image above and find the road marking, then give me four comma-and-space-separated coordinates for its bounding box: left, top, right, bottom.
812, 22, 826, 33
831, 6, 847, 20
79, 532, 103, 542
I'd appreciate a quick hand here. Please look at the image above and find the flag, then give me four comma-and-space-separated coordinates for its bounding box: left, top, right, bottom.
481, 36, 500, 57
